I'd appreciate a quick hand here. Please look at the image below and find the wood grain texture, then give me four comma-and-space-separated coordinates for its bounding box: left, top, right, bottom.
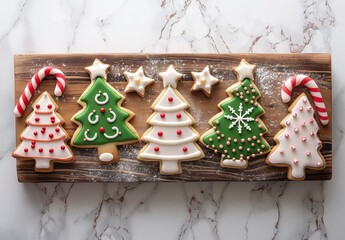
14, 53, 332, 182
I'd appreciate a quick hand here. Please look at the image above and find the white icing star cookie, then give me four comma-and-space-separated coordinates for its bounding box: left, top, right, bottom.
123, 66, 154, 97
85, 59, 110, 80
232, 59, 256, 81
159, 65, 183, 88
191, 66, 219, 96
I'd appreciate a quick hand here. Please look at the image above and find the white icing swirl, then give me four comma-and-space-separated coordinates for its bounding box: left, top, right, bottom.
107, 109, 117, 123
104, 126, 120, 139
95, 92, 109, 105
84, 130, 97, 141
88, 111, 99, 124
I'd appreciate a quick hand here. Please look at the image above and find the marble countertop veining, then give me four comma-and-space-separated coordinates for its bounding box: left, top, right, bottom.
0, 0, 344, 239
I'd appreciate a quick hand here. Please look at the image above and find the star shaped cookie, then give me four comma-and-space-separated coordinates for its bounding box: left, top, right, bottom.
232, 59, 256, 81
85, 59, 110, 80
191, 66, 219, 96
159, 65, 183, 88
123, 66, 154, 97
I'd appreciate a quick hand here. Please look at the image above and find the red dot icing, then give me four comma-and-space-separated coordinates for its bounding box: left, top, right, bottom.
177, 130, 182, 135
61, 145, 66, 150
35, 117, 40, 122
183, 147, 188, 152
39, 148, 43, 153
154, 147, 159, 152
55, 128, 60, 133
35, 104, 40, 109
157, 131, 163, 137
49, 148, 54, 153
168, 97, 173, 102
100, 127, 105, 133
33, 131, 38, 136
47, 104, 52, 109
31, 140, 36, 145
176, 113, 182, 119
160, 113, 165, 118
24, 148, 28, 152
100, 108, 105, 113
31, 145, 35, 149
49, 133, 54, 138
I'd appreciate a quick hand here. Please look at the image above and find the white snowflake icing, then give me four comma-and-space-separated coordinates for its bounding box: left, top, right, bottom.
224, 103, 254, 134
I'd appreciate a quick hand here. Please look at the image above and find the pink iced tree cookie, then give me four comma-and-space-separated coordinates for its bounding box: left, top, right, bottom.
266, 93, 326, 180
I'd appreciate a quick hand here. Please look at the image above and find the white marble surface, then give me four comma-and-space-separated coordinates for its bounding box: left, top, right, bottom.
0, 0, 344, 239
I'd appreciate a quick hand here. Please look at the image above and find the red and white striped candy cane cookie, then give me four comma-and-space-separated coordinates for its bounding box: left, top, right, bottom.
281, 74, 329, 125
14, 67, 66, 117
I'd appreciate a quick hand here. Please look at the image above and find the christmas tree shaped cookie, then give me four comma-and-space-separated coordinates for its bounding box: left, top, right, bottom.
71, 59, 139, 163
201, 59, 270, 168
266, 94, 326, 180
138, 65, 204, 175
13, 92, 74, 172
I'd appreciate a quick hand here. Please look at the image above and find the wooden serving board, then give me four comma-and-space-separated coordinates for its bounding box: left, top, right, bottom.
14, 54, 332, 182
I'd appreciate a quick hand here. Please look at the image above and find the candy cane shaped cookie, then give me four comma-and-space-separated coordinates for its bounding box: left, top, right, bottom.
14, 67, 66, 117
281, 74, 329, 125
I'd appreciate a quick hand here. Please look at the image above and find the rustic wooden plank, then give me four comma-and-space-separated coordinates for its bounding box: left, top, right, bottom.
14, 53, 332, 182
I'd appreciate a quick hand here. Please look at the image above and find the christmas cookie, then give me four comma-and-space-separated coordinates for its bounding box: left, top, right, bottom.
123, 66, 155, 97
191, 66, 219, 96
200, 59, 270, 169
71, 59, 139, 163
138, 66, 204, 175
13, 92, 74, 172
266, 93, 326, 180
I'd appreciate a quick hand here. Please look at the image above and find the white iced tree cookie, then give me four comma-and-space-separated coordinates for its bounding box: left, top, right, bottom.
138, 65, 204, 175
266, 93, 326, 180
13, 92, 74, 172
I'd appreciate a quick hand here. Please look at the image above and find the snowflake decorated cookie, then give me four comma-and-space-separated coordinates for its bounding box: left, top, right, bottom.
123, 66, 155, 97
13, 92, 74, 172
138, 65, 204, 175
71, 59, 139, 163
191, 66, 219, 96
200, 59, 270, 169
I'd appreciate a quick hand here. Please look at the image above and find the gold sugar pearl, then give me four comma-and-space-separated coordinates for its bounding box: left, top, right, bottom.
221, 154, 225, 158
214, 149, 218, 153
226, 141, 230, 145
212, 144, 215, 148
251, 143, 255, 147
253, 136, 257, 140
236, 93, 239, 96
250, 84, 253, 88
224, 150, 228, 153
246, 91, 250, 95
257, 140, 261, 144
216, 131, 220, 135
259, 133, 263, 137
241, 138, 245, 143
240, 96, 243, 99
251, 89, 255, 93
240, 154, 244, 158
247, 148, 250, 152
217, 136, 221, 140
248, 138, 252, 142
250, 100, 254, 104
228, 137, 231, 141
232, 149, 236, 153
252, 154, 256, 157
221, 134, 224, 138
252, 96, 255, 99
261, 144, 265, 149
257, 149, 260, 152
219, 144, 224, 149
209, 138, 213, 142
258, 125, 262, 129
234, 139, 238, 143
244, 87, 248, 90
245, 99, 249, 102
241, 83, 245, 87
239, 146, 243, 150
